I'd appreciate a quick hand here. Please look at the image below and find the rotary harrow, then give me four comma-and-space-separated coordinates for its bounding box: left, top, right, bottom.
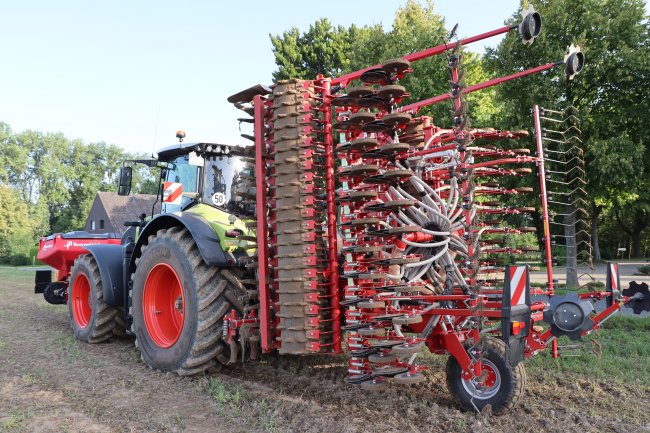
226, 6, 649, 413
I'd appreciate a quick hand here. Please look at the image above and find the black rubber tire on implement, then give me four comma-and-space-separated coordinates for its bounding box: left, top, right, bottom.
446, 337, 526, 414
68, 254, 120, 343
131, 226, 245, 376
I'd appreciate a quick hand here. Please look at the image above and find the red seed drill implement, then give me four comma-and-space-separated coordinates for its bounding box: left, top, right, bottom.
35, 5, 649, 414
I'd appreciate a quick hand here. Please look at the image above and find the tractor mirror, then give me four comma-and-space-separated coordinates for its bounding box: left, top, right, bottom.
118, 166, 132, 196
564, 44, 585, 80
519, 5, 542, 45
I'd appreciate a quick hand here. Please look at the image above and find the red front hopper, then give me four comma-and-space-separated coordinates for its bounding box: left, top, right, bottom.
37, 232, 121, 277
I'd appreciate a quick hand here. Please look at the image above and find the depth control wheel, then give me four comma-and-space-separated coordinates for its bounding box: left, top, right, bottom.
131, 226, 245, 376
446, 337, 526, 414
68, 254, 119, 343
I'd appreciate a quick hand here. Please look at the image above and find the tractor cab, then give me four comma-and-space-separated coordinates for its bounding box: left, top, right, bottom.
118, 138, 255, 218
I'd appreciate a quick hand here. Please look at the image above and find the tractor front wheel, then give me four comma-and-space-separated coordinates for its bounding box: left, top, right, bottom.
68, 254, 119, 343
131, 226, 244, 376
446, 337, 526, 414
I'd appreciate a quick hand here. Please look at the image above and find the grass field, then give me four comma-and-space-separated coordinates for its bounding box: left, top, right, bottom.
1, 265, 648, 433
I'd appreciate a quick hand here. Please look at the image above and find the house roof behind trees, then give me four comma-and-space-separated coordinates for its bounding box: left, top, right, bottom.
85, 192, 160, 235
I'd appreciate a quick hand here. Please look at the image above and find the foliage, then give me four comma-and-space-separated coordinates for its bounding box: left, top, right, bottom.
0, 185, 37, 262
270, 0, 497, 126
9, 253, 32, 266
638, 264, 650, 275
0, 122, 158, 261
484, 0, 650, 257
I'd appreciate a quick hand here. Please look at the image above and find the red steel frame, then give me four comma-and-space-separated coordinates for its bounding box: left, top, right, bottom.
398, 62, 562, 114
242, 11, 635, 380
320, 78, 343, 353
533, 105, 555, 293
332, 24, 517, 86
254, 94, 273, 352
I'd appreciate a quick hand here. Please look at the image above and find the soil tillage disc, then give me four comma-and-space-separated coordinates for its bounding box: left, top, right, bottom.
361, 121, 392, 134
391, 341, 426, 355
338, 164, 380, 178
377, 84, 407, 100
337, 190, 378, 203
346, 86, 375, 99
361, 68, 392, 85
331, 95, 359, 107
366, 225, 420, 237
381, 58, 411, 75
360, 378, 389, 391
368, 353, 398, 364
394, 372, 426, 385
356, 95, 388, 108
349, 111, 376, 126
382, 112, 412, 128
345, 374, 373, 385
364, 199, 417, 212
369, 339, 404, 349
372, 366, 409, 378
392, 315, 423, 325
357, 300, 386, 309
363, 169, 414, 185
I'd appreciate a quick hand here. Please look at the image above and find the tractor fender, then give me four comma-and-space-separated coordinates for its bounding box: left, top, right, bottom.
130, 213, 232, 273
84, 244, 126, 307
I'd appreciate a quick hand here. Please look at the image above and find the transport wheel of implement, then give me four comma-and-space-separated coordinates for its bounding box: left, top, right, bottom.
131, 226, 245, 376
445, 337, 526, 414
68, 254, 119, 343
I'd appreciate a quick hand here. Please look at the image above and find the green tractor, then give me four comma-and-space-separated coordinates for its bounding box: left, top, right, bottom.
59, 134, 258, 375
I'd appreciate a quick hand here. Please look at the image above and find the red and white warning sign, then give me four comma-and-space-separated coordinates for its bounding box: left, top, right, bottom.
609, 263, 618, 291
509, 265, 527, 306
163, 182, 183, 205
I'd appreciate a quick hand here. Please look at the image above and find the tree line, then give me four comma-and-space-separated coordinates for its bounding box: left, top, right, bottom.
270, 0, 650, 259
0, 122, 157, 263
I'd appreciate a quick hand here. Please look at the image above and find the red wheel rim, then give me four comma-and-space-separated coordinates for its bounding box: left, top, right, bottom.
71, 272, 92, 328
143, 263, 185, 348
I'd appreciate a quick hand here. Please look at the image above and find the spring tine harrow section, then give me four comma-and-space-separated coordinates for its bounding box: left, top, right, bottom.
534, 106, 594, 288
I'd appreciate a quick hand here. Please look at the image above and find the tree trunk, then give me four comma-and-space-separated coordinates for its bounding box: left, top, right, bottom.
632, 230, 642, 258
564, 203, 579, 288
591, 204, 602, 261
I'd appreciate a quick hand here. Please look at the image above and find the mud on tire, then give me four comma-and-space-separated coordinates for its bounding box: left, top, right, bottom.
446, 337, 526, 414
131, 226, 245, 376
68, 254, 119, 343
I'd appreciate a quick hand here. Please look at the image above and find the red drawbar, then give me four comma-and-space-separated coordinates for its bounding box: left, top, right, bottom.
142, 263, 185, 348
71, 272, 92, 328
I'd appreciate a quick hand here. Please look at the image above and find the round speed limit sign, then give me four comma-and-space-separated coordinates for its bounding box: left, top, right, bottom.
212, 192, 226, 206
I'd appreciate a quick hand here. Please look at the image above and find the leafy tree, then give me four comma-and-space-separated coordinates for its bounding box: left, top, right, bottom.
270, 18, 351, 81
0, 185, 37, 262
485, 0, 650, 279
270, 0, 496, 126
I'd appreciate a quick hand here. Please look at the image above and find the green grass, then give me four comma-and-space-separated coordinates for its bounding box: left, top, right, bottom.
527, 315, 650, 386
201, 377, 246, 407
1, 409, 30, 432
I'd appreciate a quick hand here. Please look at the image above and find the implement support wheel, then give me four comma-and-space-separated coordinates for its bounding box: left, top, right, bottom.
446, 337, 526, 414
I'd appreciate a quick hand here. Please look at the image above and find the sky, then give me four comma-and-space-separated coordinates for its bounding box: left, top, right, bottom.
1, 0, 526, 155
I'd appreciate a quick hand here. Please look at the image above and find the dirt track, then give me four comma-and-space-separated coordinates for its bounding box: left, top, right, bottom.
1, 267, 648, 433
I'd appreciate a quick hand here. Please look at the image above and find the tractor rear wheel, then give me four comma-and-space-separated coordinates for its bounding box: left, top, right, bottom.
131, 226, 245, 376
446, 337, 526, 414
68, 254, 119, 343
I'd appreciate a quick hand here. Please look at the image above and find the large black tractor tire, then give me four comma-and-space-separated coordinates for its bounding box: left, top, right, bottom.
131, 226, 245, 376
446, 337, 526, 414
68, 254, 120, 343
